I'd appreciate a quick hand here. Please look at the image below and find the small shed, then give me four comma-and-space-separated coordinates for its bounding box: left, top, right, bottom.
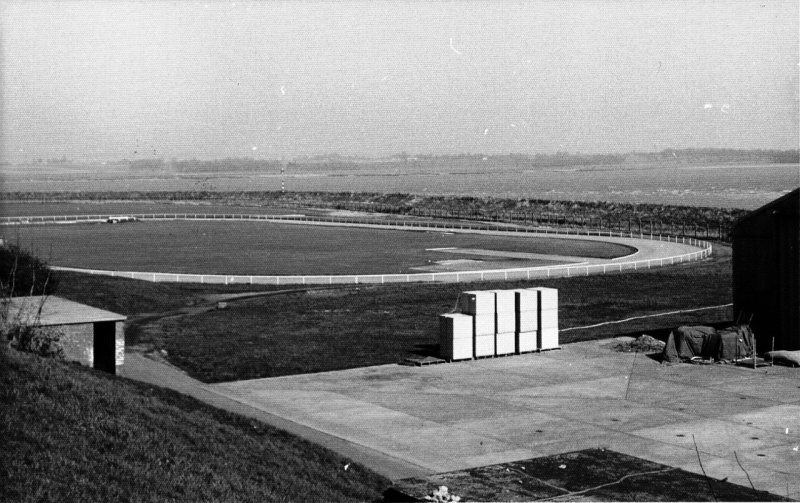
3, 296, 126, 374
732, 188, 799, 351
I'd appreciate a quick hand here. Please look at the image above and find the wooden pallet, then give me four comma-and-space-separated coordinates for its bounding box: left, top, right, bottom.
402, 347, 564, 366
517, 347, 562, 355
401, 355, 447, 366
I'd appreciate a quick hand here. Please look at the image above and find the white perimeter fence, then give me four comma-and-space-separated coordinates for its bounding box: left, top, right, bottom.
1, 213, 713, 285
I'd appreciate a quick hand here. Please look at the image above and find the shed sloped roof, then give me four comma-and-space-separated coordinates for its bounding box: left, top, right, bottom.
2, 296, 126, 327
733, 188, 799, 238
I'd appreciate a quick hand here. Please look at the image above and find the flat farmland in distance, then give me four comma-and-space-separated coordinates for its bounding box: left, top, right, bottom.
2, 162, 796, 208
3, 220, 632, 276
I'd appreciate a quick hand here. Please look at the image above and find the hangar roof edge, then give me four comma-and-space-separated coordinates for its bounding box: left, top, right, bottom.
736, 188, 799, 227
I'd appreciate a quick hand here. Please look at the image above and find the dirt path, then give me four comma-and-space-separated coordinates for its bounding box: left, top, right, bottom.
125, 286, 357, 359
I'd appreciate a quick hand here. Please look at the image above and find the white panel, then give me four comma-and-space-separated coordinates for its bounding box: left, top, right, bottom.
517, 331, 538, 353
473, 313, 495, 336
514, 289, 538, 313
536, 287, 559, 311
496, 311, 516, 334
439, 313, 473, 340
440, 314, 475, 360
517, 310, 538, 332
475, 334, 495, 357
496, 332, 516, 355
454, 338, 474, 360
492, 289, 516, 313
441, 337, 474, 360
540, 309, 559, 330
459, 291, 495, 314
539, 327, 559, 350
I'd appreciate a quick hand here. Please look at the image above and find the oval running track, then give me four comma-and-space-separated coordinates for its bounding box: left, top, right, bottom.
2, 213, 712, 285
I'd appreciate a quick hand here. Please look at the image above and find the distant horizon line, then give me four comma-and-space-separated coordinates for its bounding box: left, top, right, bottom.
5, 147, 799, 166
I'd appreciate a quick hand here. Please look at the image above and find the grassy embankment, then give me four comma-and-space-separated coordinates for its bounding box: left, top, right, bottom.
55, 243, 732, 383
0, 344, 389, 502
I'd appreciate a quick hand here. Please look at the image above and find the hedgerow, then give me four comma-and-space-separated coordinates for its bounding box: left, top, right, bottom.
2, 191, 747, 240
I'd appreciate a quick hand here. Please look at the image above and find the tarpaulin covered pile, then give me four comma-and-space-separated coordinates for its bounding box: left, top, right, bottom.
661, 325, 754, 363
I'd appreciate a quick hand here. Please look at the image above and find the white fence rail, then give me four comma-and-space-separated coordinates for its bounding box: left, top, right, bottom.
2, 213, 712, 285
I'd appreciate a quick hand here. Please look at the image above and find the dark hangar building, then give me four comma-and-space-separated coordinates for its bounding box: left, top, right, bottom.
732, 188, 799, 351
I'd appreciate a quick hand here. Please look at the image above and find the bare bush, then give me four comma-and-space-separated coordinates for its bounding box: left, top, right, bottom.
7, 324, 64, 359
0, 243, 61, 358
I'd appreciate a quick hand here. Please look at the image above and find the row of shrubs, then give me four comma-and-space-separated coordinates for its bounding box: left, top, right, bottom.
4, 191, 748, 240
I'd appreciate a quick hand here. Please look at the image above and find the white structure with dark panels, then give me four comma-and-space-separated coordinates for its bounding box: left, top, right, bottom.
437, 313, 473, 361
515, 288, 539, 353
532, 287, 560, 350
440, 287, 560, 361
3, 296, 126, 374
459, 291, 496, 358
492, 289, 517, 356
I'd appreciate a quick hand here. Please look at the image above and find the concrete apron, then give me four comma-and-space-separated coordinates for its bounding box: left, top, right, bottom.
205, 339, 800, 498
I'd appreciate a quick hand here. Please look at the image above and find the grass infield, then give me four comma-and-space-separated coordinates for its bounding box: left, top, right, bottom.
8, 220, 632, 275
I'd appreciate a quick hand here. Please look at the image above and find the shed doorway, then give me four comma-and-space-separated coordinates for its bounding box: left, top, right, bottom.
93, 321, 117, 374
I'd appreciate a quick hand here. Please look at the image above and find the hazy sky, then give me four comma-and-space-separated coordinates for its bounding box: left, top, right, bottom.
1, 0, 798, 162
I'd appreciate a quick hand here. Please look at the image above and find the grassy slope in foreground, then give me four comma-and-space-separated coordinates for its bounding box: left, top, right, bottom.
0, 345, 389, 502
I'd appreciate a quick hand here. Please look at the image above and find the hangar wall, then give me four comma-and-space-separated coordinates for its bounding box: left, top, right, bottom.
733, 189, 799, 351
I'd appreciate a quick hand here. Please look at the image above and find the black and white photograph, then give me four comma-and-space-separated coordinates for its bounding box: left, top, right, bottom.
1, 1, 798, 501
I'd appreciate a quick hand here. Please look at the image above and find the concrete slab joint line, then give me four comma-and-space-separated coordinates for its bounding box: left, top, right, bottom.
121, 341, 800, 494
14, 213, 711, 285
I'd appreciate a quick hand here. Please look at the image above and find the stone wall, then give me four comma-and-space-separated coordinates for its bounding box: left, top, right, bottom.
58, 323, 94, 367
55, 321, 125, 370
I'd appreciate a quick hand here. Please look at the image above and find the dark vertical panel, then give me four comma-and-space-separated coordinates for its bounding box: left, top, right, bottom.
776, 212, 799, 350
93, 321, 117, 374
